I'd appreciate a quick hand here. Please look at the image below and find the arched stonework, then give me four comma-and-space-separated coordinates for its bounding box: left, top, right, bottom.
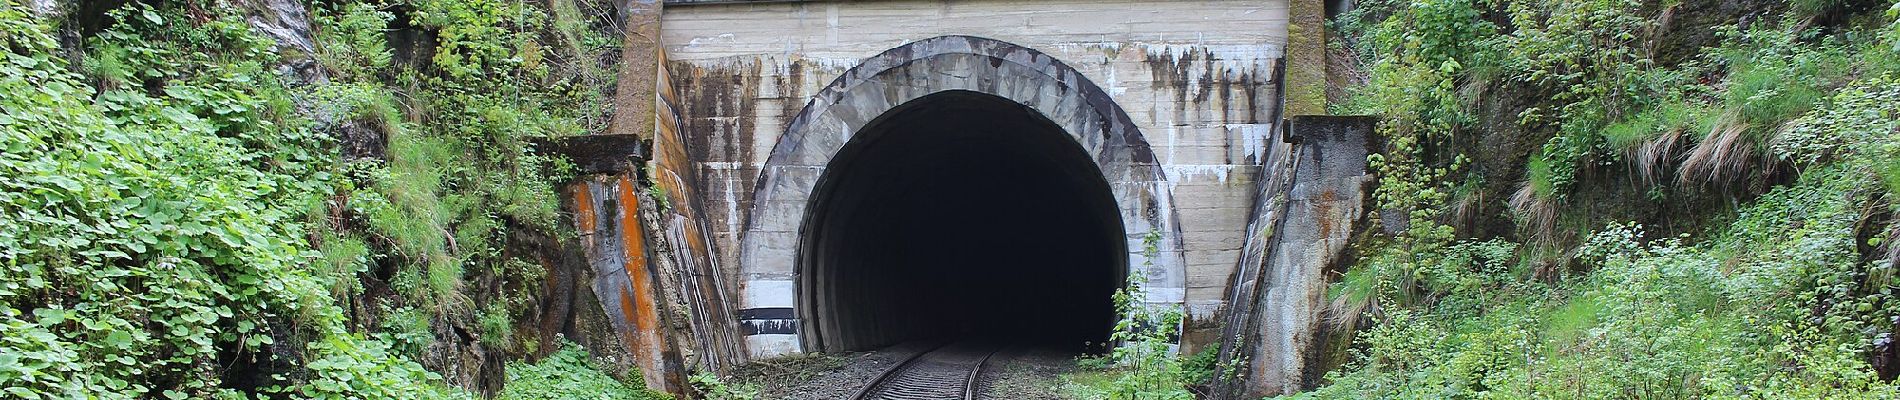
734, 35, 1188, 358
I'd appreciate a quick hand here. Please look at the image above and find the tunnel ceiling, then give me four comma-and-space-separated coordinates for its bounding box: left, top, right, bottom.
798, 90, 1128, 352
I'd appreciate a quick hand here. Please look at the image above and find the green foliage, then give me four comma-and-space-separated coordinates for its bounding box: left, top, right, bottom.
1335, 0, 1490, 315
1063, 232, 1195, 400
1599, 101, 1709, 155
289, 333, 469, 400
380, 305, 436, 356
1772, 75, 1900, 167
1308, 1, 1900, 398
313, 2, 394, 79
687, 372, 758, 400
1175, 345, 1221, 386
303, 0, 595, 367
648, 184, 672, 212
1505, 0, 1692, 200
1299, 219, 1900, 398
1891, 2, 1900, 52
1716, 26, 1853, 130
499, 342, 673, 400
412, 0, 545, 79
0, 0, 468, 397
2, 0, 627, 397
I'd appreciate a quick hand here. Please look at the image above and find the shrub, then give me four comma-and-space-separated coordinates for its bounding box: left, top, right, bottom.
1305, 1, 1900, 398
687, 372, 757, 400
0, 1, 464, 397
499, 342, 671, 400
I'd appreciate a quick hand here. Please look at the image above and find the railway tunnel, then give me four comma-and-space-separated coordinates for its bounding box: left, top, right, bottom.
797, 90, 1127, 353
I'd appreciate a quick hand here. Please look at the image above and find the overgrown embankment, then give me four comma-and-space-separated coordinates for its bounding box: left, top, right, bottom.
1, 0, 665, 398
1296, 0, 1900, 397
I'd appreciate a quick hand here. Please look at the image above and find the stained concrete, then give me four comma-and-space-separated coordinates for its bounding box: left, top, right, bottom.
660, 1, 1290, 361
1213, 116, 1375, 398
561, 1, 1375, 397
719, 35, 1198, 359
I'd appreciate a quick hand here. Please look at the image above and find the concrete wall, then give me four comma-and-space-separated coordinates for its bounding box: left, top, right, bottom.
1211, 116, 1375, 397
659, 0, 1292, 359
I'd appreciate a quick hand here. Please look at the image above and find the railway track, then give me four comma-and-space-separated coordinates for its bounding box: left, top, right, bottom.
850, 341, 1001, 400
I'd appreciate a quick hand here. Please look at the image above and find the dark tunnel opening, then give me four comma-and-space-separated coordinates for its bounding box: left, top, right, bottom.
797, 90, 1127, 353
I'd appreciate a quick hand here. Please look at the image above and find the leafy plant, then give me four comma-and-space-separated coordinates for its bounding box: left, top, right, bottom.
687, 371, 758, 400
1302, 0, 1900, 398
0, 1, 467, 397
1064, 231, 1194, 400
1, 0, 630, 397
499, 342, 672, 400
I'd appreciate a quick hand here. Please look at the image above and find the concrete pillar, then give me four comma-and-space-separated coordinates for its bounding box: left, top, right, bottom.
1285, 0, 1328, 116
609, 0, 663, 140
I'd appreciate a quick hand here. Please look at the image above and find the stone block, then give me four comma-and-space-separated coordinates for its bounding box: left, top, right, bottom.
745, 199, 811, 233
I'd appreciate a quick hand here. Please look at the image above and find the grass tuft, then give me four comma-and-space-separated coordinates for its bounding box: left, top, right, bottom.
1677, 111, 1763, 188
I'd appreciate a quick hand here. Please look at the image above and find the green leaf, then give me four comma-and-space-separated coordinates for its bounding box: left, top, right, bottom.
31, 308, 65, 325
105, 330, 135, 348
4, 387, 39, 399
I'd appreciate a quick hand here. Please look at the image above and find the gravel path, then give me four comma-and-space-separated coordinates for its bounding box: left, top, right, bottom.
727, 342, 936, 400
973, 347, 1080, 399
726, 342, 1081, 399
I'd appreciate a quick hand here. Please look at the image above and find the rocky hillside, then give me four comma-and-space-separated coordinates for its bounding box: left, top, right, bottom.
0, 0, 664, 398
1295, 0, 1900, 397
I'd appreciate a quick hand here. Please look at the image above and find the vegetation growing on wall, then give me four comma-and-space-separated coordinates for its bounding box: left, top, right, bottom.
0, 0, 661, 397
1301, 0, 1900, 397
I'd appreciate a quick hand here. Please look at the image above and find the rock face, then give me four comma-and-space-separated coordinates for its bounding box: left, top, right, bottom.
242, 0, 316, 56
28, 0, 60, 19
241, 0, 327, 87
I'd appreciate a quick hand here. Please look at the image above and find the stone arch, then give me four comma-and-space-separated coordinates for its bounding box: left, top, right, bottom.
735, 35, 1186, 358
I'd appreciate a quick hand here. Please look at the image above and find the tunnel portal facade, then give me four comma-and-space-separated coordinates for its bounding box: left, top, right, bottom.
607, 0, 1372, 396
744, 37, 1184, 355
660, 1, 1293, 360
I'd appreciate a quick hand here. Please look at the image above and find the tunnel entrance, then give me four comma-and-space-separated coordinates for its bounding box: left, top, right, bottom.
797, 90, 1127, 353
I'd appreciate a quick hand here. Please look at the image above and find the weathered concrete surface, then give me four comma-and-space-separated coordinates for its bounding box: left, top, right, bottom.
530, 134, 647, 174
647, 46, 749, 371
609, 0, 664, 140
555, 0, 748, 394
571, 3, 691, 388
1215, 116, 1375, 397
660, 0, 1292, 359
734, 35, 1196, 358
1283, 0, 1328, 116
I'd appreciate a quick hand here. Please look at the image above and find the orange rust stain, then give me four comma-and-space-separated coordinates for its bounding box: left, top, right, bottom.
571, 182, 597, 243
616, 174, 668, 388
681, 221, 706, 254
618, 175, 650, 277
